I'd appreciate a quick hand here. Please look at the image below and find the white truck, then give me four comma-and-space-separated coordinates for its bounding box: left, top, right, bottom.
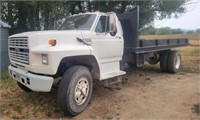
8, 7, 188, 115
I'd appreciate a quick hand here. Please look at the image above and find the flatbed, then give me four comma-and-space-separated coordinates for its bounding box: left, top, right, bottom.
136, 38, 189, 53
117, 6, 188, 68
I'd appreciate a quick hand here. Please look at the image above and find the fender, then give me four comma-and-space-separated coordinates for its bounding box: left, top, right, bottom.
30, 44, 92, 75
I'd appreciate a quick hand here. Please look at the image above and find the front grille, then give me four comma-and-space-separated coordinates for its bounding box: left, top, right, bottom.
9, 37, 29, 64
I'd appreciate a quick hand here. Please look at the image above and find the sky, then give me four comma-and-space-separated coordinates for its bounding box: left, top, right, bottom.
154, 0, 200, 30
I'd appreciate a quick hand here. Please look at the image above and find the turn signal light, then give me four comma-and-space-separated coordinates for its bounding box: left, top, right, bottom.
48, 39, 57, 46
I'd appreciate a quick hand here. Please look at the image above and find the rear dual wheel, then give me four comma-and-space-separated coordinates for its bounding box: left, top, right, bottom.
167, 51, 181, 73
160, 50, 171, 72
148, 57, 159, 65
160, 50, 181, 73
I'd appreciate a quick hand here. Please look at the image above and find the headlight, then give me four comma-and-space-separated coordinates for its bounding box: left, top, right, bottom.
42, 54, 48, 65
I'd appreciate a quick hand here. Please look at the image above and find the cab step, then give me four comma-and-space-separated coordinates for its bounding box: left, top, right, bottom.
103, 76, 122, 87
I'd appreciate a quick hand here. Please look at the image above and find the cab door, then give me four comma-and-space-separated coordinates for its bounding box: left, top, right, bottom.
91, 15, 123, 64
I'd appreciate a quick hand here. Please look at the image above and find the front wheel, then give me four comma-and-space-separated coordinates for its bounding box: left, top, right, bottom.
57, 66, 93, 116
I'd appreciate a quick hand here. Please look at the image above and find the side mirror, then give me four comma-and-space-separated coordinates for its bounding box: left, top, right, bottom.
108, 13, 117, 36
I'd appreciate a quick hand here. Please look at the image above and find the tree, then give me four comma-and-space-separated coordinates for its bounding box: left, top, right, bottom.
39, 1, 70, 30
172, 28, 183, 34
155, 27, 172, 35
1, 1, 19, 34
1, 1, 189, 35
91, 1, 187, 28
186, 30, 194, 34
140, 25, 156, 35
195, 29, 200, 33
1, 1, 70, 34
1, 1, 41, 34
69, 1, 188, 29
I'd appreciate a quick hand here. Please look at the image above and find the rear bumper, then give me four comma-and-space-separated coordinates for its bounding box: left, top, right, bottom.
8, 65, 53, 92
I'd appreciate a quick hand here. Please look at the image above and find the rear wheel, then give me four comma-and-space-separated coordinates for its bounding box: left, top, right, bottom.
148, 57, 159, 65
160, 50, 170, 72
167, 51, 181, 73
57, 66, 93, 116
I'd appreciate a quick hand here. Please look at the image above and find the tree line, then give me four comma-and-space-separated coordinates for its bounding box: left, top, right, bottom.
140, 26, 200, 35
1, 1, 188, 35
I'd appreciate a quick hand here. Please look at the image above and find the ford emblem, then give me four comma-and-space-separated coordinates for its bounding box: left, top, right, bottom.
15, 48, 20, 53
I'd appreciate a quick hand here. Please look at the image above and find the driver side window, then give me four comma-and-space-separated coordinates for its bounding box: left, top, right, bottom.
95, 16, 109, 33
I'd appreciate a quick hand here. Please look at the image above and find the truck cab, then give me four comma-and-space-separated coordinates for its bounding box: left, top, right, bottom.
9, 11, 125, 89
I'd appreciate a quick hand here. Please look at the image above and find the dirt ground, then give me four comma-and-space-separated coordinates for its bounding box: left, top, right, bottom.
0, 69, 199, 119
74, 70, 200, 120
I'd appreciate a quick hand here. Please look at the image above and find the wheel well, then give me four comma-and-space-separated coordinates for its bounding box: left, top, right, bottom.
55, 55, 100, 80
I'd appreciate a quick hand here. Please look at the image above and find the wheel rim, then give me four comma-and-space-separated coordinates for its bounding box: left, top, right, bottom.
74, 76, 89, 105
175, 55, 181, 69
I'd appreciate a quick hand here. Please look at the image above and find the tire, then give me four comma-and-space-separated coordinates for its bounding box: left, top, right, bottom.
57, 66, 93, 116
167, 51, 181, 73
148, 57, 159, 65
160, 50, 170, 72
17, 82, 32, 92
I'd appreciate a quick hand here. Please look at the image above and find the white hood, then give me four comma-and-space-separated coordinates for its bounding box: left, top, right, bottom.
9, 30, 86, 38
9, 30, 93, 46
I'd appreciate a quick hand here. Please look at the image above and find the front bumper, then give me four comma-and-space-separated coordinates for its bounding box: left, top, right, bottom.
8, 65, 53, 92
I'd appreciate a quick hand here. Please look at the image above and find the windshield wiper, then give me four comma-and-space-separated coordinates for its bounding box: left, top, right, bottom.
76, 37, 90, 46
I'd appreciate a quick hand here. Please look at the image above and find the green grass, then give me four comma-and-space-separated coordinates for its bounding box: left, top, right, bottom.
0, 70, 16, 88
0, 70, 10, 81
106, 116, 113, 120
192, 104, 200, 115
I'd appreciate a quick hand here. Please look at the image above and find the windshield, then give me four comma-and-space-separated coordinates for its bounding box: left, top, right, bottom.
58, 14, 96, 30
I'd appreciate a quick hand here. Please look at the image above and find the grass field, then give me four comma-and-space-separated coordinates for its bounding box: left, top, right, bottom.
0, 33, 199, 119
139, 33, 200, 40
